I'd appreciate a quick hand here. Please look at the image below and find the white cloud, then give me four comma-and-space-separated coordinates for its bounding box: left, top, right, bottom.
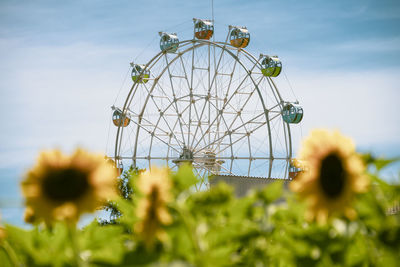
0, 38, 156, 168
285, 68, 400, 154
331, 37, 400, 52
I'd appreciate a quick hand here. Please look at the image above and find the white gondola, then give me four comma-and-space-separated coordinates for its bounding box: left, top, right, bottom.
159, 32, 179, 53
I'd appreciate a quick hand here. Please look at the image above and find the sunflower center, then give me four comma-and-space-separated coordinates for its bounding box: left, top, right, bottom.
319, 153, 346, 198
42, 168, 90, 202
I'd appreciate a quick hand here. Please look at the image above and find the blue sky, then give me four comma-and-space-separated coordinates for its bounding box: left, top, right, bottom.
1, 0, 399, 225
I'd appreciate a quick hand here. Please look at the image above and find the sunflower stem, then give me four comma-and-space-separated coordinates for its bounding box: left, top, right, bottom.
1, 241, 21, 266
67, 225, 83, 267
172, 203, 204, 267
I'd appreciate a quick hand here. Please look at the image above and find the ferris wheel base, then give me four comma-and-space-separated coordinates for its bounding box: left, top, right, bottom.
210, 175, 290, 198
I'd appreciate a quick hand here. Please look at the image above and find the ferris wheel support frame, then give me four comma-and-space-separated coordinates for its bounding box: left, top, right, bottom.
114, 38, 293, 179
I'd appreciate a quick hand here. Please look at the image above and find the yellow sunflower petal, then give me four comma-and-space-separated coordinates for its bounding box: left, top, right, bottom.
135, 166, 172, 249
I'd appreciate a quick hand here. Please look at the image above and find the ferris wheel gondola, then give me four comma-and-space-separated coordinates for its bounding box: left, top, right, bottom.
193, 18, 214, 40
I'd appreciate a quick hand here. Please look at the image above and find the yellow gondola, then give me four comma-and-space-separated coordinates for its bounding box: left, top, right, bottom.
194, 18, 214, 40
229, 26, 250, 48
112, 107, 130, 127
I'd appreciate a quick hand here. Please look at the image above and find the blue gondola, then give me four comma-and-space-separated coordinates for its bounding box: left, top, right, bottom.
282, 104, 303, 124
289, 159, 303, 179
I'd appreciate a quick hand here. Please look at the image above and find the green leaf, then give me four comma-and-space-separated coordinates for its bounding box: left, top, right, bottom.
257, 181, 284, 204
172, 163, 197, 191
375, 157, 400, 171
0, 241, 20, 267
80, 222, 125, 265
189, 182, 233, 212
363, 153, 400, 171
5, 223, 72, 267
115, 197, 138, 227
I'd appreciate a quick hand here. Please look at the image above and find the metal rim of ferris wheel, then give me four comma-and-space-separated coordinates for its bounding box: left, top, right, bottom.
112, 18, 303, 189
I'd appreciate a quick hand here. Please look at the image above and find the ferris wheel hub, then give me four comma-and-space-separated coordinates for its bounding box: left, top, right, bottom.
172, 147, 224, 174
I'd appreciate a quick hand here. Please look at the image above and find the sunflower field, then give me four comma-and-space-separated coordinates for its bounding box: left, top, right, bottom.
1, 130, 399, 266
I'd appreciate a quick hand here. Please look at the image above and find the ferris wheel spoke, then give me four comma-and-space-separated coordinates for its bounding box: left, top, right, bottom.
190, 45, 229, 149
197, 112, 266, 154
209, 44, 226, 90
149, 114, 172, 157
247, 135, 252, 176
189, 97, 209, 149
150, 81, 196, 150
165, 99, 192, 142
210, 49, 240, 146
177, 49, 212, 151
213, 111, 266, 153
220, 60, 261, 121
142, 83, 186, 150
178, 55, 194, 145
191, 166, 202, 191
165, 117, 181, 156
192, 163, 209, 188
195, 99, 232, 152
189, 93, 210, 149
191, 104, 224, 151
224, 77, 264, 133
128, 116, 181, 154
164, 54, 187, 147
221, 50, 240, 101
212, 160, 234, 176
125, 108, 182, 149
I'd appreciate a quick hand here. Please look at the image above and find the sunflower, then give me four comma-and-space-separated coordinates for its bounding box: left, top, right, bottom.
23, 206, 36, 224
290, 129, 369, 224
135, 166, 172, 249
21, 149, 118, 225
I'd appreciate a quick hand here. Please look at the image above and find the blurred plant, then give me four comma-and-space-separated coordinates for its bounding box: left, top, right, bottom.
0, 138, 398, 266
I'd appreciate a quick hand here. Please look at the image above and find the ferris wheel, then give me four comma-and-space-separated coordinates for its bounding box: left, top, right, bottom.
110, 18, 303, 189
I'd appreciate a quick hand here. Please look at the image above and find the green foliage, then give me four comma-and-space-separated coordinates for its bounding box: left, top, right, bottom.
99, 166, 140, 225
1, 156, 399, 266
